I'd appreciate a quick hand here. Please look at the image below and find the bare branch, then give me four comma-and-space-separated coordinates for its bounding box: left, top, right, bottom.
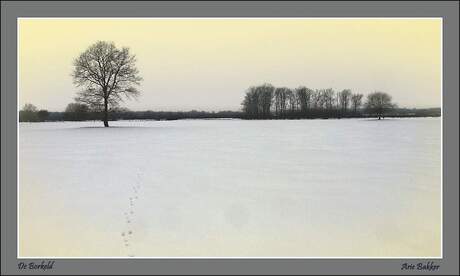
71, 41, 142, 127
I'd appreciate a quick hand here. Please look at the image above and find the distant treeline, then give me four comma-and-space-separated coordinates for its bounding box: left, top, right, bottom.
19, 103, 242, 122
240, 83, 440, 120
19, 103, 440, 123
19, 83, 440, 123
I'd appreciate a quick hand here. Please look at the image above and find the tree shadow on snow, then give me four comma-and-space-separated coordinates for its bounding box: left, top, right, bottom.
363, 118, 399, 122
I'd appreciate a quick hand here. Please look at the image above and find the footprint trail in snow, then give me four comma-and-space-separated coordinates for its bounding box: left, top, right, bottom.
121, 168, 143, 257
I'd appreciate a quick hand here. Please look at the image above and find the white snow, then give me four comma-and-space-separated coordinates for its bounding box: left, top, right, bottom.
18, 117, 441, 257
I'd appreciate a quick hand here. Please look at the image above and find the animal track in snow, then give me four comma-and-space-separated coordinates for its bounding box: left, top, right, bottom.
120, 167, 145, 257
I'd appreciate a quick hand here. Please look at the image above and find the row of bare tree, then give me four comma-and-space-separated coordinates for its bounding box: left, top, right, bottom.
241, 84, 394, 119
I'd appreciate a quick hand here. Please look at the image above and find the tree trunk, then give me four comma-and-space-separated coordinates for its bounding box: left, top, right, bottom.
103, 97, 109, 127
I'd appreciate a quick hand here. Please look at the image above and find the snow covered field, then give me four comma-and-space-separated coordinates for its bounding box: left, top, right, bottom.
18, 118, 441, 257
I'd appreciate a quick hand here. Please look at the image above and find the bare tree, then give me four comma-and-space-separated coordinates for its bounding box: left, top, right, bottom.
295, 86, 313, 116
338, 89, 352, 114
351, 93, 363, 114
365, 91, 395, 119
19, 103, 39, 122
311, 90, 322, 110
241, 86, 259, 118
255, 83, 275, 118
72, 41, 142, 127
323, 88, 336, 111
22, 103, 38, 112
273, 87, 289, 117
286, 88, 298, 114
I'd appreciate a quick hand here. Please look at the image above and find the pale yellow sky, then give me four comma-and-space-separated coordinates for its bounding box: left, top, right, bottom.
18, 18, 441, 111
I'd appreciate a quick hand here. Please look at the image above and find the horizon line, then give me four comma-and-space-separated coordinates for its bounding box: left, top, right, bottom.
18, 106, 442, 113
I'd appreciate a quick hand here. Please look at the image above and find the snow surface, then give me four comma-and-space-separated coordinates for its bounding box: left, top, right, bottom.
19, 118, 441, 257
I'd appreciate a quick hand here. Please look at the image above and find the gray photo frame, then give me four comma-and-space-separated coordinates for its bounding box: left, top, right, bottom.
1, 1, 459, 275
